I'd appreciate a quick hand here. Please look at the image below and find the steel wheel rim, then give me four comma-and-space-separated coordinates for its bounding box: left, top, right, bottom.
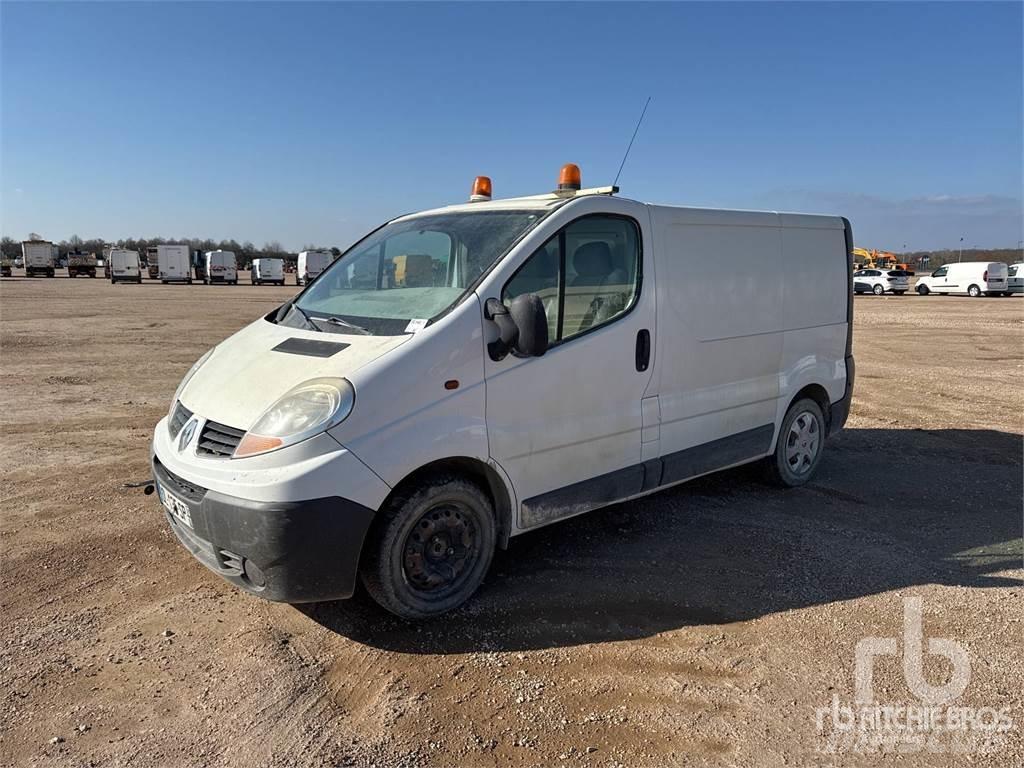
402, 502, 479, 597
785, 410, 821, 475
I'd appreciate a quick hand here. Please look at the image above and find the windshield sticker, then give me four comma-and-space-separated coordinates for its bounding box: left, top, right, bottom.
404, 318, 428, 333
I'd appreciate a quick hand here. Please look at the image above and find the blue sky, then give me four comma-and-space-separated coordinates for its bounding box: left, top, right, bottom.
2, 1, 1021, 252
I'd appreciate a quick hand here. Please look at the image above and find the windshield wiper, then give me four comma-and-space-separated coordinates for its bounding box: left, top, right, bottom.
311, 315, 371, 335
285, 302, 321, 332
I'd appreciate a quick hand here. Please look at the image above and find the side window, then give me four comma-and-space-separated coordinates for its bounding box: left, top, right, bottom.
502, 237, 561, 341
933, 267, 947, 278
503, 215, 640, 345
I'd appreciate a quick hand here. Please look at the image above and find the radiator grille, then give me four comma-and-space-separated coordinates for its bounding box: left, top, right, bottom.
197, 420, 244, 457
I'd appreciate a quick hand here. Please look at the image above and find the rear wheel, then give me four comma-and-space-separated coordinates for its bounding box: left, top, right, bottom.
361, 474, 496, 619
968, 284, 981, 297
764, 398, 825, 488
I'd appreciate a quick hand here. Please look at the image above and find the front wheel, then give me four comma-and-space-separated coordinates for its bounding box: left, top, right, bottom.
872, 284, 885, 295
967, 284, 981, 297
361, 475, 496, 619
764, 398, 825, 488
917, 285, 930, 295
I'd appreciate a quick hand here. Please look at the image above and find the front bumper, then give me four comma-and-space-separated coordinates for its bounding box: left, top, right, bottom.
153, 456, 375, 602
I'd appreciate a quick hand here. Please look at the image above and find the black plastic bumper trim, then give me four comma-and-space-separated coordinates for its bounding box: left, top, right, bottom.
152, 457, 375, 603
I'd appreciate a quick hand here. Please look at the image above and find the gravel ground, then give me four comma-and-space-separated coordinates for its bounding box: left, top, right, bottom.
1, 273, 1021, 767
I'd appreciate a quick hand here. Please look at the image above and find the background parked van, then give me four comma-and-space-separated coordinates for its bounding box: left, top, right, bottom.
1006, 263, 1022, 295
109, 249, 142, 283
157, 245, 192, 284
915, 261, 1008, 296
204, 250, 238, 285
251, 258, 284, 285
296, 250, 332, 285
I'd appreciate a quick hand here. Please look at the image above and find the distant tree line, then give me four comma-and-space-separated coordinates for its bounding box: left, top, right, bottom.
0, 235, 341, 267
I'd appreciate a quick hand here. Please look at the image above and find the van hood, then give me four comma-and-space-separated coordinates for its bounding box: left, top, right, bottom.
178, 317, 408, 430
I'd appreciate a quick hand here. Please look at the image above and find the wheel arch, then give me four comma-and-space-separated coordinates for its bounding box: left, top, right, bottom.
377, 456, 514, 550
789, 383, 832, 431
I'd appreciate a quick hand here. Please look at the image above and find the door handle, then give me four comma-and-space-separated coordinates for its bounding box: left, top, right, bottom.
635, 329, 650, 372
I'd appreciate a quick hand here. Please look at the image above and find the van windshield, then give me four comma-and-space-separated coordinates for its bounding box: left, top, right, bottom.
288, 210, 544, 335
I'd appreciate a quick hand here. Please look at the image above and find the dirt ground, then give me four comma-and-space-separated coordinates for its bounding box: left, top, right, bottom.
1, 272, 1021, 768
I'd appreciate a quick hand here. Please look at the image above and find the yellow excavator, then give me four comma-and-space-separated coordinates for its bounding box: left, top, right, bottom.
852, 247, 912, 272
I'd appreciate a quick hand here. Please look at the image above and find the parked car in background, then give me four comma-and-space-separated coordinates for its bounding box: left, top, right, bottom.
853, 268, 909, 295
1, 257, 12, 277
251, 258, 284, 285
914, 262, 1008, 297
109, 249, 142, 284
204, 250, 238, 285
1007, 263, 1023, 295
296, 250, 332, 285
14, 256, 24, 269
156, 245, 192, 284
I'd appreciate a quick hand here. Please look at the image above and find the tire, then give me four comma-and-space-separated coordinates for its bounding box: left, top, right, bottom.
764, 398, 826, 488
893, 290, 906, 295
917, 285, 930, 295
360, 474, 496, 619
967, 284, 981, 297
136, 278, 142, 284
872, 284, 885, 295
187, 278, 193, 285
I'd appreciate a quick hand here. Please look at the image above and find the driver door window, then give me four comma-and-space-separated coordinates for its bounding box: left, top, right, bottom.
503, 215, 640, 346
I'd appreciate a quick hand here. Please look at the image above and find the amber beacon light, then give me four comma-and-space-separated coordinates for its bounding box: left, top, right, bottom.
469, 176, 492, 202
557, 163, 582, 191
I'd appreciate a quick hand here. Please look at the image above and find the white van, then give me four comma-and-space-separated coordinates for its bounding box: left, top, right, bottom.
296, 250, 333, 285
157, 245, 192, 284
1006, 263, 1022, 295
915, 261, 1008, 297
151, 166, 853, 619
204, 250, 238, 285
251, 258, 284, 286
109, 249, 142, 284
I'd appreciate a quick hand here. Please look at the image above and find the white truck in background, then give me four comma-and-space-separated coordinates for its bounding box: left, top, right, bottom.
157, 244, 192, 284
204, 250, 238, 285
296, 250, 333, 285
22, 240, 55, 278
251, 258, 284, 286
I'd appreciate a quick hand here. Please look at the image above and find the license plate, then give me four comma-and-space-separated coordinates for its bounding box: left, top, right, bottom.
158, 482, 193, 529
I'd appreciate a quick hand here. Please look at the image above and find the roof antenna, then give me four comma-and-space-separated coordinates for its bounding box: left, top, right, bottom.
613, 96, 651, 189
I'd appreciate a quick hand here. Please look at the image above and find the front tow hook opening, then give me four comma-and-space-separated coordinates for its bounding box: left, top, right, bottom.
124, 478, 155, 495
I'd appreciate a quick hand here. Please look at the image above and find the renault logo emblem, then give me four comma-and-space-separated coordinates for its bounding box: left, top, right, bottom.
178, 419, 198, 452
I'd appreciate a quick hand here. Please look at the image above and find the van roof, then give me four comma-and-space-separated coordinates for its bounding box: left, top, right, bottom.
399, 189, 844, 230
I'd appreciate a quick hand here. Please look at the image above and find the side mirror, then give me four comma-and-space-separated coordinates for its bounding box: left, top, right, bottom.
508, 293, 549, 357
484, 294, 549, 360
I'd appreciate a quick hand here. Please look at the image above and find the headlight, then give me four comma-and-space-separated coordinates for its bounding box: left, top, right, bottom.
234, 377, 354, 458
169, 347, 215, 418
